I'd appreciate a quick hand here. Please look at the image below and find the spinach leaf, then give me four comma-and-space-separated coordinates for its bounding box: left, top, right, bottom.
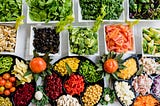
26, 0, 73, 22
0, 0, 22, 22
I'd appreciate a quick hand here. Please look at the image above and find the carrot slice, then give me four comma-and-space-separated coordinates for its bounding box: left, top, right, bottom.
105, 24, 133, 53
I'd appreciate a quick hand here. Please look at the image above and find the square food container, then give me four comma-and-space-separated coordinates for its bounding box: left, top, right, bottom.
0, 24, 19, 55
26, 0, 75, 24
78, 0, 125, 22
29, 25, 61, 56
127, 0, 160, 22
141, 27, 160, 57
0, 1, 23, 23
104, 24, 136, 54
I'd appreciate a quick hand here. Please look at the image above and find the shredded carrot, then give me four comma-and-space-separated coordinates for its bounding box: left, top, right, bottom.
105, 24, 133, 53
134, 95, 160, 106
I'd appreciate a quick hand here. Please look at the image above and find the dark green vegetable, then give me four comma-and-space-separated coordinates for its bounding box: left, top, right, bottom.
32, 86, 49, 106
0, 56, 13, 74
79, 0, 124, 20
129, 0, 160, 19
79, 60, 103, 83
100, 87, 116, 105
143, 28, 160, 55
26, 0, 73, 22
0, 0, 22, 22
69, 27, 98, 55
68, 4, 106, 55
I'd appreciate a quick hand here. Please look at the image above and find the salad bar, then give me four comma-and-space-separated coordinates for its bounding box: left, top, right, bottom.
0, 0, 160, 106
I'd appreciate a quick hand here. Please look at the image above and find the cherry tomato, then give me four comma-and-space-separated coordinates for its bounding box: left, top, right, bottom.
0, 77, 3, 80
0, 79, 6, 86
104, 59, 118, 74
3, 73, 10, 80
9, 77, 16, 82
4, 90, 10, 96
10, 87, 16, 92
5, 82, 12, 89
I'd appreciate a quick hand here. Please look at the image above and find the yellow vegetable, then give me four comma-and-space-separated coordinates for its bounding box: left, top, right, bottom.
118, 58, 137, 79
54, 58, 80, 76
82, 84, 102, 106
0, 97, 12, 106
12, 58, 33, 84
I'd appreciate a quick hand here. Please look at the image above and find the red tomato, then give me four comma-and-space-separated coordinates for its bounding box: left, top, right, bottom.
9, 77, 16, 82
10, 87, 16, 92
104, 59, 118, 74
0, 79, 6, 86
5, 82, 12, 89
29, 57, 47, 73
0, 77, 3, 80
3, 73, 10, 80
4, 90, 10, 96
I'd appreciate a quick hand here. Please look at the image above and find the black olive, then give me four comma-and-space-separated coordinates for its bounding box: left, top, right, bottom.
33, 27, 60, 54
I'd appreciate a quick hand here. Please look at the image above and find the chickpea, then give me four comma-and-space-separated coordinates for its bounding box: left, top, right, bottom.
82, 84, 102, 106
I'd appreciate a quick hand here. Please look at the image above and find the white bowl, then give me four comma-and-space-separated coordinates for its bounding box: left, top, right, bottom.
26, 0, 75, 24
68, 26, 100, 56
29, 25, 61, 56
127, 0, 160, 22
104, 24, 136, 54
0, 1, 23, 23
141, 27, 160, 57
0, 24, 19, 55
78, 0, 125, 22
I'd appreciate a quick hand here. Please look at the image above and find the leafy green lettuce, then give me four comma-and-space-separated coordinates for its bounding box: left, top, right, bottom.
0, 0, 22, 22
26, 0, 73, 22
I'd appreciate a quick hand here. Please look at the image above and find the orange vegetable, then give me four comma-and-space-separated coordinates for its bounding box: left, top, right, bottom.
105, 24, 133, 53
29, 57, 47, 73
104, 59, 118, 73
10, 87, 16, 92
117, 58, 137, 79
3, 73, 10, 80
134, 95, 159, 106
4, 90, 10, 96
